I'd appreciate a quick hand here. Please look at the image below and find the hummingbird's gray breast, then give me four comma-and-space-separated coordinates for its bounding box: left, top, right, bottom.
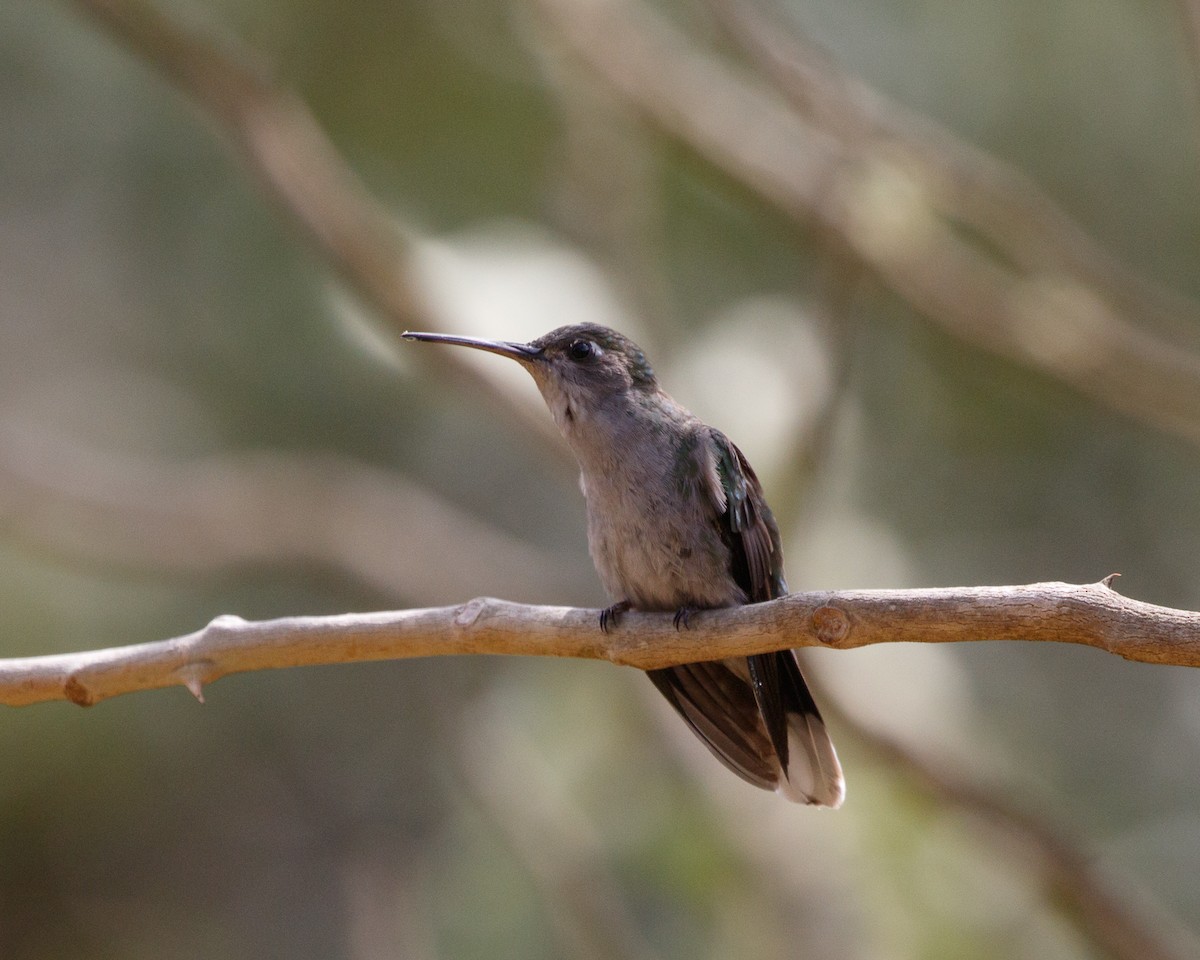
575, 417, 745, 612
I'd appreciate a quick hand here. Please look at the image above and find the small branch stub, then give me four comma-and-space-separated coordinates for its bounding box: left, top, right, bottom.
63, 676, 94, 708
178, 664, 209, 703
454, 597, 490, 628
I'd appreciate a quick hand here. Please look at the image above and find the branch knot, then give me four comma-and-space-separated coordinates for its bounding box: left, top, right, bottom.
812, 604, 850, 644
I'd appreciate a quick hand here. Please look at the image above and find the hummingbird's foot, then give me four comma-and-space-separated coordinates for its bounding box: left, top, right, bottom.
673, 606, 698, 630
599, 600, 632, 634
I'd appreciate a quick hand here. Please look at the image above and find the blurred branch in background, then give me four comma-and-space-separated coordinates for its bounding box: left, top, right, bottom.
531, 0, 1200, 447
60, 0, 1200, 579
0, 420, 585, 603
656, 669, 1200, 960
712, 0, 1200, 337
458, 707, 666, 960
815, 695, 1200, 960
5, 579, 1200, 709
71, 0, 565, 455
73, 0, 415, 324
537, 42, 679, 338
767, 246, 864, 525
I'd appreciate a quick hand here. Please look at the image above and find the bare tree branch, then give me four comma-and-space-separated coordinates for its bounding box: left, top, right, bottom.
531, 0, 1200, 446
4, 578, 1198, 709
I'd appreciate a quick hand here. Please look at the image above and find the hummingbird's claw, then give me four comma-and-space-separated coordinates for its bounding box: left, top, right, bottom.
599, 600, 632, 633
673, 606, 697, 630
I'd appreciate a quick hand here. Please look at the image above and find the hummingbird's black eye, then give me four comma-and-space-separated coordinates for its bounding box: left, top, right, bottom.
567, 339, 597, 362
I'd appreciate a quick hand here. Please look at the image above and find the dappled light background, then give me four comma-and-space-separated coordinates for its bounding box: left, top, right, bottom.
3, 0, 1200, 958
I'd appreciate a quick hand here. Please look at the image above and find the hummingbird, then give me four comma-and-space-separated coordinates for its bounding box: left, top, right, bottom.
404, 323, 844, 806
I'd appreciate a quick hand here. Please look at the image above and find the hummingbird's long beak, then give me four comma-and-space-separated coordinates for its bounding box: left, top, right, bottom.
402, 331, 543, 363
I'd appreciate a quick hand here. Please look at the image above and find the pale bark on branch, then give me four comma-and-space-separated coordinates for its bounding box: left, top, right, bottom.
4, 578, 1197, 709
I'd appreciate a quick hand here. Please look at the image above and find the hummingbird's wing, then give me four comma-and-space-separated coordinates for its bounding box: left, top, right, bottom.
706, 430, 786, 605
647, 427, 843, 804
709, 430, 844, 806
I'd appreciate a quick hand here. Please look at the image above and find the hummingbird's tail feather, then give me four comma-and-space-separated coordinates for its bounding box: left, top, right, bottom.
647, 662, 778, 791
647, 653, 844, 807
748, 651, 845, 807
779, 690, 844, 807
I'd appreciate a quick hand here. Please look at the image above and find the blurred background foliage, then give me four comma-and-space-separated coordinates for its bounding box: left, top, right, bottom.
3, 0, 1200, 958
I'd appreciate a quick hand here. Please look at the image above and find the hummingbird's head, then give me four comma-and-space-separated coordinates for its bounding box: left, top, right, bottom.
403, 323, 658, 433
527, 323, 656, 390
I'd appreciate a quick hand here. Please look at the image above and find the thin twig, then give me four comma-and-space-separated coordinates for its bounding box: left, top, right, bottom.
3, 579, 1198, 709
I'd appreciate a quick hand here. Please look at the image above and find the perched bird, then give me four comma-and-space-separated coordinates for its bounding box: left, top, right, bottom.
404, 323, 844, 806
